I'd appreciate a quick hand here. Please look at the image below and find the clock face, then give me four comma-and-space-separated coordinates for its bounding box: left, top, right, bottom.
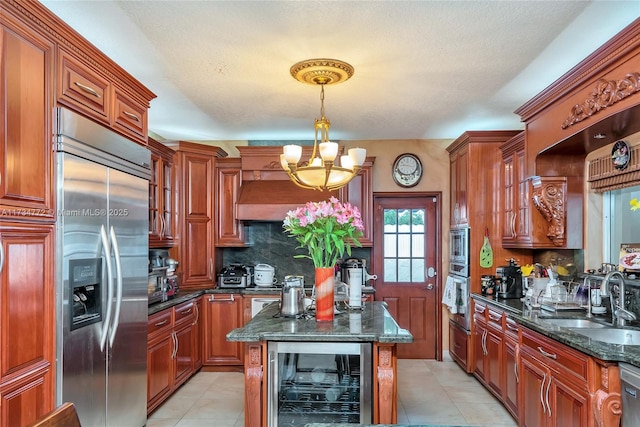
392, 153, 422, 187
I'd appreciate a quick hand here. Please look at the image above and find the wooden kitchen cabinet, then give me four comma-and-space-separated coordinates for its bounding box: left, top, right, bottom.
446, 131, 528, 288
0, 12, 55, 221
500, 132, 532, 246
519, 328, 589, 427
193, 297, 203, 371
503, 317, 520, 420
147, 309, 174, 413
148, 138, 176, 248
2, 2, 154, 424
471, 299, 520, 422
500, 133, 582, 249
57, 47, 111, 127
168, 142, 226, 289
147, 299, 200, 414
203, 293, 244, 366
0, 223, 56, 426
0, 9, 57, 425
449, 145, 468, 228
56, 48, 151, 147
338, 157, 375, 246
472, 302, 503, 398
215, 157, 245, 246
448, 320, 469, 372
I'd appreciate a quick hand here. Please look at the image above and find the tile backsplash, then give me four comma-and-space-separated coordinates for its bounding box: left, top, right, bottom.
221, 222, 371, 287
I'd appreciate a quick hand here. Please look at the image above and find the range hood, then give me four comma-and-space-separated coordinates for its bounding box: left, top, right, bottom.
236, 180, 337, 221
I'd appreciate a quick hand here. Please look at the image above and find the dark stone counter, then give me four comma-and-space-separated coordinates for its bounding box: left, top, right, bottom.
227, 301, 413, 343
148, 291, 204, 315
148, 285, 375, 315
472, 292, 640, 367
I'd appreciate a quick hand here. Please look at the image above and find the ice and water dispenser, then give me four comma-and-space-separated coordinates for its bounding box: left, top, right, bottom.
69, 258, 102, 330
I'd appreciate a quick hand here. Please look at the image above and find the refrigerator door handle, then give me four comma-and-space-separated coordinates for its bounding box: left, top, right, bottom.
99, 224, 114, 352
108, 226, 124, 348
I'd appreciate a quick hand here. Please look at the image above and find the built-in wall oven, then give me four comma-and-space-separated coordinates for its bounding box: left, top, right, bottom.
447, 227, 470, 331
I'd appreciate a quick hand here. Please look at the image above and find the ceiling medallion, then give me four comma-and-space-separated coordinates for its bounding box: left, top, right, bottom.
290, 58, 354, 85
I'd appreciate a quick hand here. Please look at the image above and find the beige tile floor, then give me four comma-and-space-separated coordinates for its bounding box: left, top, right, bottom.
146, 355, 518, 427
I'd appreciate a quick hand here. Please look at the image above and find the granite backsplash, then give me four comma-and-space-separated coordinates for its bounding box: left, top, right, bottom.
221, 221, 371, 287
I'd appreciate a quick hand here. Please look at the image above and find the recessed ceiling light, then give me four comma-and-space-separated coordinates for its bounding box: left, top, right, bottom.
593, 133, 607, 139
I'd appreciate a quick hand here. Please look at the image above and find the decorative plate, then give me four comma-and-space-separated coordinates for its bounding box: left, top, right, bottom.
611, 140, 630, 170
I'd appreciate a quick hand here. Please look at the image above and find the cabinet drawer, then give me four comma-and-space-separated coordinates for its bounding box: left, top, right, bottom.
113, 88, 147, 144
473, 302, 487, 321
504, 317, 520, 338
58, 49, 110, 124
487, 309, 503, 329
174, 300, 195, 325
148, 309, 173, 336
521, 328, 589, 382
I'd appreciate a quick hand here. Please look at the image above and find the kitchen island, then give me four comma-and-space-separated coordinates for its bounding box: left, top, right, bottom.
227, 301, 412, 427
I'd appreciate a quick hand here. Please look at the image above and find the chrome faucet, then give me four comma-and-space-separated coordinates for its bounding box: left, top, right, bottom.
602, 271, 636, 327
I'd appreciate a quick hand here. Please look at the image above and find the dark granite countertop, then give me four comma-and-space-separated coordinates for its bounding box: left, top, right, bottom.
472, 292, 640, 368
149, 285, 375, 314
148, 291, 204, 315
227, 301, 413, 343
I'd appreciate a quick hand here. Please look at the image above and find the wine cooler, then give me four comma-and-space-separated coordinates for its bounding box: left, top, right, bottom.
267, 341, 372, 426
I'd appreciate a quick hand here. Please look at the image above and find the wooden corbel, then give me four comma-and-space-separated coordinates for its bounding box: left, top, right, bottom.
530, 176, 567, 247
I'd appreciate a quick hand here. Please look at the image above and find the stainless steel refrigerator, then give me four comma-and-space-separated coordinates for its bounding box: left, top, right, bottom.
55, 107, 150, 426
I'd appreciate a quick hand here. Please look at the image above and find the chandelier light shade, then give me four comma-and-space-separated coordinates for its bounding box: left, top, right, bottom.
281, 58, 366, 191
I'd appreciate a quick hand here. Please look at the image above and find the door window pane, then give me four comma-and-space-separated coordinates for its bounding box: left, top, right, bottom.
383, 208, 427, 283
383, 259, 397, 282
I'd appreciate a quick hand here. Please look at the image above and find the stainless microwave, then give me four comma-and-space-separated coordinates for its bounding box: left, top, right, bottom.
449, 227, 470, 266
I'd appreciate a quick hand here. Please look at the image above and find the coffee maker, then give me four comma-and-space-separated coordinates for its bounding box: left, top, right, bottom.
496, 259, 523, 299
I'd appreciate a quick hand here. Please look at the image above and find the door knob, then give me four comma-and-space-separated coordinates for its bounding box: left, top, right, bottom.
424, 284, 434, 290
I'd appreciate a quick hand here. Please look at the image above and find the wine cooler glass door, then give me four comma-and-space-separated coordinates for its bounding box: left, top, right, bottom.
267, 341, 372, 427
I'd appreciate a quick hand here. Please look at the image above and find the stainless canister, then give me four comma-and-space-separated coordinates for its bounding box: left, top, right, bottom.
280, 276, 305, 317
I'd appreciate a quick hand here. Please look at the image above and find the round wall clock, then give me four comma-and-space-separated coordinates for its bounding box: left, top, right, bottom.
611, 140, 630, 170
392, 153, 423, 187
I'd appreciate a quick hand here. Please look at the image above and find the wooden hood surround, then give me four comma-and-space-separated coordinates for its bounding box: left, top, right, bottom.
235, 146, 337, 221
513, 18, 640, 247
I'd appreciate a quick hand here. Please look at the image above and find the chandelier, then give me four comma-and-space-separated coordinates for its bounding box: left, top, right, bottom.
280, 58, 366, 191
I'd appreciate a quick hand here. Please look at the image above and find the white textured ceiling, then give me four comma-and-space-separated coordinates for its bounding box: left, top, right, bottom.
40, 1, 639, 142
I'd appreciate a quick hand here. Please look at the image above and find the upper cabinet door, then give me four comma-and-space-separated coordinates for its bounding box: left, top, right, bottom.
339, 157, 375, 247
215, 158, 245, 247
57, 48, 111, 126
0, 16, 55, 219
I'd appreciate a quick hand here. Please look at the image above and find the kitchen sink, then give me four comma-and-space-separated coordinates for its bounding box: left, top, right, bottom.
570, 328, 640, 345
539, 318, 608, 328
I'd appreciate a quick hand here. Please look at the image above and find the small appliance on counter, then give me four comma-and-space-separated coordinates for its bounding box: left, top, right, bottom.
339, 258, 377, 308
255, 263, 277, 286
165, 258, 180, 298
149, 249, 169, 270
496, 259, 523, 299
219, 263, 252, 288
280, 276, 305, 317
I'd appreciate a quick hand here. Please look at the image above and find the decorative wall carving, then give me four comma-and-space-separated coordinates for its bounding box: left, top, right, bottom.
531, 177, 567, 247
562, 72, 640, 129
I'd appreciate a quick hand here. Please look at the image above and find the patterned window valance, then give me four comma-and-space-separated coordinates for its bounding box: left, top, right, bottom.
588, 143, 640, 192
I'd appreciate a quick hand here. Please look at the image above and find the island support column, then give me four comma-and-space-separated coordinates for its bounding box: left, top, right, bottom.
373, 343, 398, 424
244, 342, 265, 427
